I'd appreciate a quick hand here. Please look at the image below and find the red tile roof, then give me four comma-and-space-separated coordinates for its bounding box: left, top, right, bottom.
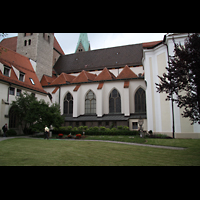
0, 45, 47, 94
124, 81, 129, 88
0, 35, 65, 55
142, 40, 162, 48
94, 67, 116, 81
40, 74, 57, 86
97, 82, 104, 90
71, 70, 97, 84
49, 73, 75, 86
52, 86, 59, 94
117, 65, 138, 79
0, 36, 18, 52
73, 84, 81, 91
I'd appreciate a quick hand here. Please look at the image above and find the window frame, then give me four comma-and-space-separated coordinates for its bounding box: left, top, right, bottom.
109, 89, 121, 114
85, 90, 96, 114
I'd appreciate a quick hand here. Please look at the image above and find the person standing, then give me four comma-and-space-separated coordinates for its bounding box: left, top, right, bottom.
2, 123, 8, 137
44, 125, 49, 140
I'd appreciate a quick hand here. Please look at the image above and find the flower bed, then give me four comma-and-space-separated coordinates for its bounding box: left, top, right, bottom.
75, 134, 81, 139
58, 133, 63, 139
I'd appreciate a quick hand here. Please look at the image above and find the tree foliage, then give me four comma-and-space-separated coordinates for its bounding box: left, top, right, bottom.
11, 92, 64, 133
156, 33, 200, 124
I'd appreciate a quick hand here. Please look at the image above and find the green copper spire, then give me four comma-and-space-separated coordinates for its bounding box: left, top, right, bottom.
75, 33, 91, 53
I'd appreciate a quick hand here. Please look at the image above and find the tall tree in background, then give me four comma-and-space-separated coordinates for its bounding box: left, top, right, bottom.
156, 33, 200, 125
11, 92, 64, 133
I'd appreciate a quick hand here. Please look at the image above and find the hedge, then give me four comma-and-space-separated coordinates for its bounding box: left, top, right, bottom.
52, 126, 139, 136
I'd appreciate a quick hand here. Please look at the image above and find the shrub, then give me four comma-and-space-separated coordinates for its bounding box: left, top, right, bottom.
66, 126, 72, 131
73, 127, 78, 131
123, 126, 129, 130
100, 126, 106, 131
117, 126, 123, 130
78, 126, 84, 131
6, 129, 17, 136
89, 126, 99, 131
111, 128, 117, 132
83, 126, 88, 131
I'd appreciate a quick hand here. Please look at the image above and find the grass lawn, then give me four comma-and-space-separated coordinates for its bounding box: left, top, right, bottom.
0, 137, 200, 166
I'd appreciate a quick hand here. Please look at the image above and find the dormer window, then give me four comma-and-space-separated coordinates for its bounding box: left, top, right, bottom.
4, 66, 11, 77
19, 72, 25, 82
30, 78, 35, 85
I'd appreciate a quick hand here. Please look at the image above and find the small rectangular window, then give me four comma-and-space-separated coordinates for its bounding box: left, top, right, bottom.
17, 89, 21, 96
4, 66, 11, 77
132, 122, 138, 130
30, 78, 35, 85
19, 72, 25, 82
9, 87, 15, 95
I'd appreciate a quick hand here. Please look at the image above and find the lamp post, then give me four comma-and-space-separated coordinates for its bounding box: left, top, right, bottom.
138, 117, 144, 138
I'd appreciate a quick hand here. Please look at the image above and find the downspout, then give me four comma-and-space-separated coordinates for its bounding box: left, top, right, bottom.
59, 86, 61, 106
164, 35, 175, 138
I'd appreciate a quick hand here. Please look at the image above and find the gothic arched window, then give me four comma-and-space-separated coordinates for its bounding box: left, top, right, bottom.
135, 88, 146, 113
85, 90, 96, 114
64, 92, 73, 115
109, 89, 121, 113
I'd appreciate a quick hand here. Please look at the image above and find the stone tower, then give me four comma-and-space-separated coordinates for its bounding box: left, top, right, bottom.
16, 33, 54, 81
75, 33, 91, 53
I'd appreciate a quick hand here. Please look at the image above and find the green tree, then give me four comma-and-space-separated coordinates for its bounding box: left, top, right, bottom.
11, 92, 64, 133
156, 33, 200, 124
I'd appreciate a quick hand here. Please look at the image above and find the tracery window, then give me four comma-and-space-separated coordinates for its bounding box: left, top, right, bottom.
85, 90, 96, 114
109, 89, 121, 113
135, 88, 146, 113
64, 92, 73, 115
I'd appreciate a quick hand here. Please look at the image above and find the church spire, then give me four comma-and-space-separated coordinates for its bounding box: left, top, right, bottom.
75, 33, 90, 53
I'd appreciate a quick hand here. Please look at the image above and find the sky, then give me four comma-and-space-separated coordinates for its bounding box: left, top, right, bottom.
0, 33, 166, 55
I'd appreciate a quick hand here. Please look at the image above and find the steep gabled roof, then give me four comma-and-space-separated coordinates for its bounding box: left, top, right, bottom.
0, 35, 65, 55
117, 65, 138, 79
0, 45, 47, 94
94, 67, 116, 81
71, 70, 97, 84
0, 36, 18, 52
49, 73, 75, 86
40, 74, 57, 86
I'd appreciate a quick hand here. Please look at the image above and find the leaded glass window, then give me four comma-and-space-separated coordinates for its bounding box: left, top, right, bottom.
109, 89, 121, 113
135, 88, 146, 113
85, 90, 96, 114
64, 92, 73, 114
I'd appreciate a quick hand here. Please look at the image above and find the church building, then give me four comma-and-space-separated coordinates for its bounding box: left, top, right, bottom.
1, 33, 200, 138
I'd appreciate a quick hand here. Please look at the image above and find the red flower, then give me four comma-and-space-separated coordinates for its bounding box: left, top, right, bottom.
76, 134, 81, 138
58, 134, 63, 136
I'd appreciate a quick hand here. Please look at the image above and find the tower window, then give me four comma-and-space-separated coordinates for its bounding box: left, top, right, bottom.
24, 40, 27, 46
48, 35, 50, 43
28, 39, 31, 45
